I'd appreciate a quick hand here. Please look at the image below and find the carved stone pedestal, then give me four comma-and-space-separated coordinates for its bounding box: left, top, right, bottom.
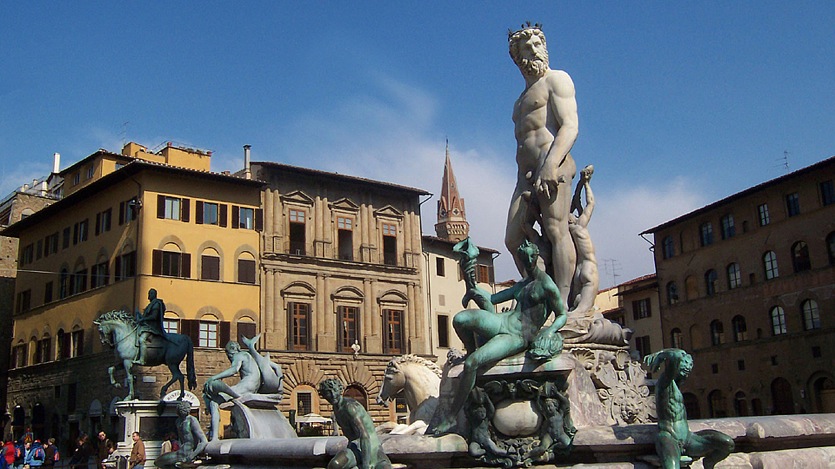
109, 400, 182, 468
432, 353, 607, 467
219, 394, 296, 439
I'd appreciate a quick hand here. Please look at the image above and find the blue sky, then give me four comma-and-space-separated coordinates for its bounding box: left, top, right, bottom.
2, 2, 833, 285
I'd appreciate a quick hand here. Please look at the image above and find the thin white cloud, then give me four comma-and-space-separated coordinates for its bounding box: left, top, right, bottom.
271, 72, 710, 288
590, 177, 707, 288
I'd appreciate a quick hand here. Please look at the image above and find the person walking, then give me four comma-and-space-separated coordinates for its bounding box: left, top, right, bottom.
23, 441, 44, 469
41, 440, 57, 469
67, 436, 90, 469
128, 433, 144, 469
95, 433, 112, 469
3, 440, 15, 469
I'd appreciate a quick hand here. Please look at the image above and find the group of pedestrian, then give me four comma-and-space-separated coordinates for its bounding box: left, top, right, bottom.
1, 436, 58, 469
0, 429, 118, 469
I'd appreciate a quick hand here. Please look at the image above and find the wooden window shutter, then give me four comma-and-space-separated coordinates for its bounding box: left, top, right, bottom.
286, 302, 294, 350
182, 198, 190, 222
181, 253, 191, 278
152, 250, 163, 276
181, 320, 200, 347
195, 201, 204, 224
219, 322, 231, 348
95, 213, 101, 235
255, 209, 263, 231
237, 322, 256, 343
157, 194, 165, 219
118, 202, 125, 225
231, 206, 239, 229
219, 204, 228, 227
114, 256, 122, 281
632, 300, 639, 321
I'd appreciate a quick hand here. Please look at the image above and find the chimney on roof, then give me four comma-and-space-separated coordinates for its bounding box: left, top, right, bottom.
243, 145, 252, 180
53, 153, 61, 174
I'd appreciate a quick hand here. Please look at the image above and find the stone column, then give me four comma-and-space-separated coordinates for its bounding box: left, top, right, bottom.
366, 279, 382, 353
408, 281, 426, 354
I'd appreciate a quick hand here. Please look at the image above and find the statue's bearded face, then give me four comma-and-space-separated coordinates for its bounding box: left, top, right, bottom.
509, 29, 549, 78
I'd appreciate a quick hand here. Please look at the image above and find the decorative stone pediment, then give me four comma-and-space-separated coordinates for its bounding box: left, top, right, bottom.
329, 197, 360, 213
373, 205, 404, 219
280, 281, 316, 298
378, 289, 408, 306
280, 190, 314, 207
332, 286, 364, 302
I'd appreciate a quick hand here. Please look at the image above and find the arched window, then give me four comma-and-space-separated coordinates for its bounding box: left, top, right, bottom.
666, 282, 679, 305
662, 236, 674, 259
163, 312, 180, 335
59, 268, 69, 299
153, 243, 190, 278
670, 328, 683, 349
690, 324, 704, 349
720, 214, 735, 240
35, 333, 52, 364
763, 251, 779, 280
770, 306, 787, 335
685, 276, 698, 300
699, 222, 713, 247
731, 315, 747, 342
802, 299, 821, 330
708, 390, 727, 418
343, 385, 368, 410
791, 241, 811, 272
237, 252, 257, 284
727, 263, 741, 289
200, 248, 221, 281
705, 269, 718, 296
827, 232, 835, 265
710, 320, 724, 346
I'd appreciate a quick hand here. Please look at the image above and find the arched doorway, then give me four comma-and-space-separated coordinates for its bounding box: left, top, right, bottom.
771, 377, 794, 415
811, 375, 835, 413
12, 405, 25, 441
733, 392, 748, 417
751, 398, 764, 416
31, 403, 45, 441
708, 390, 727, 418
343, 385, 368, 410
683, 393, 700, 419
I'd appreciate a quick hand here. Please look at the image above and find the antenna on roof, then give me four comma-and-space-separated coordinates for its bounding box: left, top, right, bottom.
779, 151, 790, 174
120, 122, 129, 147
601, 258, 621, 289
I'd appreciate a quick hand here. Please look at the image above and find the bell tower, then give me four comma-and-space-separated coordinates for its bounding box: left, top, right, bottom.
435, 141, 469, 242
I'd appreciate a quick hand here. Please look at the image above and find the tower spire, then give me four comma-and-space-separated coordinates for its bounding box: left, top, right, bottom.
435, 140, 469, 241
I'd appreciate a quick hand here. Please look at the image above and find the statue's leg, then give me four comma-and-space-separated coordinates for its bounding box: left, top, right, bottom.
134, 332, 146, 365
684, 430, 734, 469
108, 365, 119, 387
434, 333, 524, 435
452, 309, 502, 355
203, 396, 221, 441
123, 359, 135, 400
327, 448, 357, 469
505, 187, 531, 276
160, 359, 185, 399
656, 430, 682, 469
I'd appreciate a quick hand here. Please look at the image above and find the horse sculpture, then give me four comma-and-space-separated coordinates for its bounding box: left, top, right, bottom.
377, 354, 442, 434
94, 310, 196, 401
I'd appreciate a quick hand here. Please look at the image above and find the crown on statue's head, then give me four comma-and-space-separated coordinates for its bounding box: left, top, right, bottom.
508, 21, 543, 41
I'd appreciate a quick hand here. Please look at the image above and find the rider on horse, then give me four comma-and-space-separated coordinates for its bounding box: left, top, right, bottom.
135, 288, 168, 365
